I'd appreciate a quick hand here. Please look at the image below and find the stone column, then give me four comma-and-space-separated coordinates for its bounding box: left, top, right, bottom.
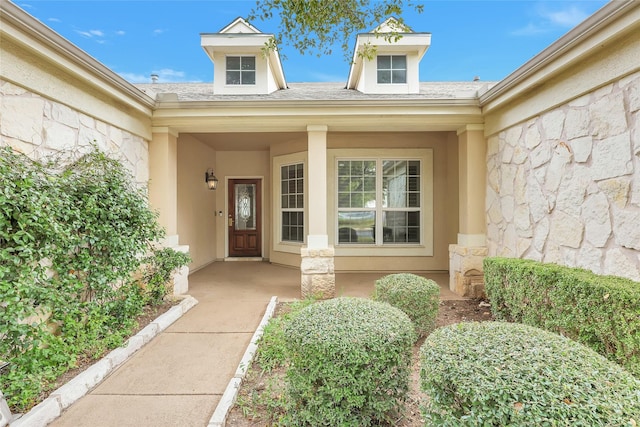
301, 125, 335, 298
449, 125, 487, 298
149, 127, 189, 294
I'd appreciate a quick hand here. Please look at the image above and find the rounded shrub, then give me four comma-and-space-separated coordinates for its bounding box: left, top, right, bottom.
373, 273, 440, 337
420, 322, 640, 426
284, 297, 416, 426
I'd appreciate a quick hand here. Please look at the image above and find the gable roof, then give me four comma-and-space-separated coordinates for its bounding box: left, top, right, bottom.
346, 17, 431, 90
200, 17, 287, 90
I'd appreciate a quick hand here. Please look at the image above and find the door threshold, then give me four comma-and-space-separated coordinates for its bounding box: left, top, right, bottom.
224, 257, 264, 262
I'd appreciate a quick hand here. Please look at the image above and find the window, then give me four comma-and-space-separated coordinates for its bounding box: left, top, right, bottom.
377, 55, 407, 84
281, 163, 304, 243
226, 56, 256, 85
337, 159, 420, 245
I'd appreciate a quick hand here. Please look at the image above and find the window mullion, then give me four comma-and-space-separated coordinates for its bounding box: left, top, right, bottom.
376, 159, 383, 246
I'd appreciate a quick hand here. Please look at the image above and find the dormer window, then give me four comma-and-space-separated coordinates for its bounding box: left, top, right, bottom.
226, 56, 256, 85
377, 55, 407, 84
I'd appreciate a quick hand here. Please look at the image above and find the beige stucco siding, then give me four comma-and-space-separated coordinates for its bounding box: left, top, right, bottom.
177, 135, 218, 271
214, 150, 271, 260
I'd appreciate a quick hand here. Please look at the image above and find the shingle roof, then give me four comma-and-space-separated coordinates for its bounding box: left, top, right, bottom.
134, 81, 495, 102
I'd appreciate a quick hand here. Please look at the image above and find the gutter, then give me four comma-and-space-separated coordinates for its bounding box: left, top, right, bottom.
479, 0, 638, 107
0, 0, 156, 111
153, 97, 481, 110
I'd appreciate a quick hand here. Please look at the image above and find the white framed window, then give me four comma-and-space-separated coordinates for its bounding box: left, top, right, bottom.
281, 162, 304, 243
337, 159, 420, 245
377, 55, 407, 84
226, 56, 256, 85
273, 152, 307, 254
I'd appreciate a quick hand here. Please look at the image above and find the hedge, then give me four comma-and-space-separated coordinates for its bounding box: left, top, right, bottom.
420, 322, 640, 426
373, 273, 440, 337
283, 297, 416, 426
484, 257, 640, 377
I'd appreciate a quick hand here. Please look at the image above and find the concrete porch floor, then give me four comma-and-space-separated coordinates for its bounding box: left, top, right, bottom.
50, 261, 460, 427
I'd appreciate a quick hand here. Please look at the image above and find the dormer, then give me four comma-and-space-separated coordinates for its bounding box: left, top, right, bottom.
347, 18, 431, 94
201, 17, 287, 95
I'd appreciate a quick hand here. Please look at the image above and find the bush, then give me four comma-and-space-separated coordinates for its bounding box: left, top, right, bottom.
484, 257, 640, 376
284, 297, 416, 426
420, 322, 640, 426
373, 273, 440, 337
0, 146, 188, 412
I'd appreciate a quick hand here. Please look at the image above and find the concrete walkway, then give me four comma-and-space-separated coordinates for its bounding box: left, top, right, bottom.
48, 262, 460, 427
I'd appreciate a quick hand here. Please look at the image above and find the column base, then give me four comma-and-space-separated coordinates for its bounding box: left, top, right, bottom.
163, 235, 190, 295
449, 244, 487, 298
300, 247, 335, 299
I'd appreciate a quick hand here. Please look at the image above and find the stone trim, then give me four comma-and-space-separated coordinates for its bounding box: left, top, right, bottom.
449, 244, 488, 298
301, 247, 336, 299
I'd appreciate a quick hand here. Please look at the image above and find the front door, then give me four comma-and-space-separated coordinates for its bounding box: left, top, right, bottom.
228, 179, 262, 257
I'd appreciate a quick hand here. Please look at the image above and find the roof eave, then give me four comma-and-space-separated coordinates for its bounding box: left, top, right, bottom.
0, 1, 155, 111
480, 0, 639, 109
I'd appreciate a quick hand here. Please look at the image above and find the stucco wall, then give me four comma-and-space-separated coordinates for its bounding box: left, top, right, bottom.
0, 80, 148, 183
214, 150, 271, 260
177, 135, 218, 271
486, 70, 640, 281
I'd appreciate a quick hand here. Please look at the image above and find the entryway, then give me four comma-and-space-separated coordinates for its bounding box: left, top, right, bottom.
227, 178, 262, 258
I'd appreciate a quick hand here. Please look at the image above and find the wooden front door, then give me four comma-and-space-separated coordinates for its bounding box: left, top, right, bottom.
228, 179, 262, 257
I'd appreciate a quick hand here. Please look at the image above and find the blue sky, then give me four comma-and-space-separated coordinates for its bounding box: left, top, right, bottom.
18, 0, 608, 84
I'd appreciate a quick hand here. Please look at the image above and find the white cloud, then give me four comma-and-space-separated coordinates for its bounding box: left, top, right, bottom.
119, 68, 192, 84
153, 29, 165, 36
75, 29, 105, 39
544, 5, 589, 27
511, 2, 592, 37
48, 17, 61, 23
116, 30, 126, 36
511, 22, 549, 37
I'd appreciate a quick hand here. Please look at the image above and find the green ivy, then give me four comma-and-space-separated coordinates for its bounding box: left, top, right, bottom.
0, 146, 189, 412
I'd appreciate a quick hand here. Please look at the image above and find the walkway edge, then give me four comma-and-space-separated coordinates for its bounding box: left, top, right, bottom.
10, 296, 199, 427
208, 296, 279, 427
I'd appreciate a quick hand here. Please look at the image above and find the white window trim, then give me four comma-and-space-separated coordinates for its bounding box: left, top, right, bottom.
225, 55, 257, 86
377, 54, 407, 85
328, 148, 433, 257
273, 152, 307, 254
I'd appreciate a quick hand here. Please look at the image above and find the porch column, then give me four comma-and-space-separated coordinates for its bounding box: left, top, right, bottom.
149, 127, 189, 294
301, 125, 335, 299
449, 125, 487, 298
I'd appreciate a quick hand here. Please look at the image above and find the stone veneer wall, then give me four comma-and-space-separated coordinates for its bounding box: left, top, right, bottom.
0, 80, 148, 183
486, 71, 640, 281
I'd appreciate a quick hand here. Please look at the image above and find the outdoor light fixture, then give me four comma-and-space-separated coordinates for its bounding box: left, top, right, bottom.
205, 168, 218, 190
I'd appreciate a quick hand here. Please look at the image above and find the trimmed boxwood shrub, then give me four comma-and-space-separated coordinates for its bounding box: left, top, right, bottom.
284, 297, 416, 426
420, 322, 640, 426
373, 273, 440, 337
484, 257, 640, 376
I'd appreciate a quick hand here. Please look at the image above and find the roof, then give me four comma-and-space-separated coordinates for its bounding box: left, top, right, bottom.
135, 81, 495, 103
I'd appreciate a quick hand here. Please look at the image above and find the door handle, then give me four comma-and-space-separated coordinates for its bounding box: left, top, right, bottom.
228, 216, 234, 227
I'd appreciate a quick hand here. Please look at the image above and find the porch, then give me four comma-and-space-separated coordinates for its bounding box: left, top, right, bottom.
187, 260, 464, 301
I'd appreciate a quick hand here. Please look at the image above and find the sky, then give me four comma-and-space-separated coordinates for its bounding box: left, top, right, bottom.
16, 0, 609, 84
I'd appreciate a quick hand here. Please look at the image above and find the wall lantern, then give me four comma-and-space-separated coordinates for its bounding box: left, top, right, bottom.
205, 168, 219, 190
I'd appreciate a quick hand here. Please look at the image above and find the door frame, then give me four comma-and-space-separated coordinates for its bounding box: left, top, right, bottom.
224, 176, 265, 260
